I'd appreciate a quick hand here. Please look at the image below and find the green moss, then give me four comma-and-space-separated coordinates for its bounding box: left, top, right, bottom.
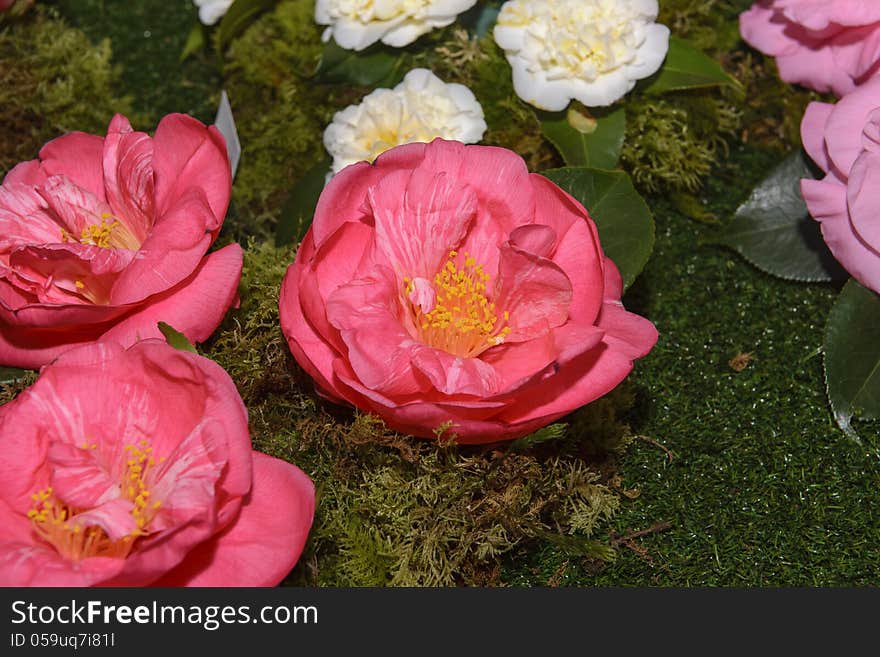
621, 92, 740, 194
0, 10, 133, 175
221, 0, 337, 240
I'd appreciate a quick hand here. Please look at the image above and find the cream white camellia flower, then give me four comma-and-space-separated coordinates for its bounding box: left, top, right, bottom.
316, 0, 478, 51
193, 0, 234, 26
493, 0, 670, 110
323, 68, 487, 174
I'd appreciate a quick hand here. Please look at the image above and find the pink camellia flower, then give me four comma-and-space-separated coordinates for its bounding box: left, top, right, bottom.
0, 113, 243, 369
739, 0, 880, 96
279, 139, 658, 444
801, 75, 880, 294
0, 340, 315, 587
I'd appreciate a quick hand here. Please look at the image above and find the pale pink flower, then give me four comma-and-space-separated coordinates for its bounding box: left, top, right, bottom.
0, 340, 315, 587
279, 139, 657, 444
801, 75, 880, 294
0, 113, 243, 368
740, 0, 880, 96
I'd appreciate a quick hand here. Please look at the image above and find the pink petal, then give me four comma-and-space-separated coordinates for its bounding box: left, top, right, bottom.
846, 149, 880, 250
775, 45, 852, 95
325, 266, 429, 396
778, 0, 880, 30
0, 183, 61, 249
152, 452, 315, 587
101, 243, 242, 345
279, 240, 353, 404
38, 131, 107, 202
0, 498, 128, 587
368, 166, 477, 278
3, 159, 48, 187
151, 113, 231, 221
102, 115, 155, 244
109, 187, 215, 305
739, 4, 802, 56
824, 76, 880, 175
801, 102, 835, 173
494, 231, 572, 342
410, 345, 502, 397
530, 175, 605, 324
47, 441, 120, 509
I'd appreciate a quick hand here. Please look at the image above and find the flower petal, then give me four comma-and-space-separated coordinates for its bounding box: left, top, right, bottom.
152, 452, 315, 587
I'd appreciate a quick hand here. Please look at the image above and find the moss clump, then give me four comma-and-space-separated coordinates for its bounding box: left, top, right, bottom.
0, 10, 132, 175
221, 0, 338, 240
621, 92, 740, 194
658, 0, 744, 56
0, 372, 36, 406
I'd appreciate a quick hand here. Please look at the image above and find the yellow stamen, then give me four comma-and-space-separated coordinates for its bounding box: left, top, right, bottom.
26, 440, 164, 562
405, 250, 510, 358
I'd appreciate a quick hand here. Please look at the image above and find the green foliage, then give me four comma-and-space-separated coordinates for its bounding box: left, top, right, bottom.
658, 0, 745, 56
0, 10, 132, 175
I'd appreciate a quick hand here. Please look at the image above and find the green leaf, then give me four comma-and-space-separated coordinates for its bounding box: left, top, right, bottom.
0, 367, 28, 384
640, 36, 738, 95
215, 0, 276, 54
509, 423, 568, 452
539, 106, 625, 169
458, 2, 501, 37
824, 279, 880, 438
314, 39, 404, 87
715, 150, 845, 282
180, 23, 206, 63
158, 322, 198, 353
541, 167, 655, 290
275, 159, 331, 246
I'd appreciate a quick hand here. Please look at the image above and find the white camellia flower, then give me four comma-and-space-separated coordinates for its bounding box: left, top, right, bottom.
316, 0, 478, 51
493, 0, 670, 110
323, 68, 487, 174
194, 0, 234, 26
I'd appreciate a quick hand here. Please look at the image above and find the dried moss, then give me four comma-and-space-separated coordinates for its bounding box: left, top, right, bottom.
0, 9, 133, 176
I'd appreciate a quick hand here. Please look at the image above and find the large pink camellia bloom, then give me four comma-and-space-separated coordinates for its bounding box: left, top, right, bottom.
0, 340, 315, 587
0, 113, 243, 368
801, 75, 880, 294
279, 139, 658, 444
740, 0, 880, 96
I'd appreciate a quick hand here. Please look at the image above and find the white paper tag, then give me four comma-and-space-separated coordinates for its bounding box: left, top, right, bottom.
214, 90, 241, 180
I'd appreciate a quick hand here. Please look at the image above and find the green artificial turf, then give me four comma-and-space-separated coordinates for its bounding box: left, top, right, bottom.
11, 0, 879, 586
506, 146, 880, 586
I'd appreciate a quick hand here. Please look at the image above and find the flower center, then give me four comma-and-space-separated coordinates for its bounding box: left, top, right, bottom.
59, 213, 140, 250
405, 251, 510, 358
27, 440, 164, 562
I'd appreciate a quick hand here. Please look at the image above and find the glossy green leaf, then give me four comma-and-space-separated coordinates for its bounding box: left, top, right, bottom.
541, 167, 655, 290
641, 36, 738, 95
275, 159, 331, 246
180, 23, 206, 63
0, 367, 28, 384
824, 279, 880, 437
716, 150, 845, 282
314, 39, 404, 87
458, 2, 500, 37
539, 106, 625, 169
158, 322, 198, 353
216, 0, 276, 53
